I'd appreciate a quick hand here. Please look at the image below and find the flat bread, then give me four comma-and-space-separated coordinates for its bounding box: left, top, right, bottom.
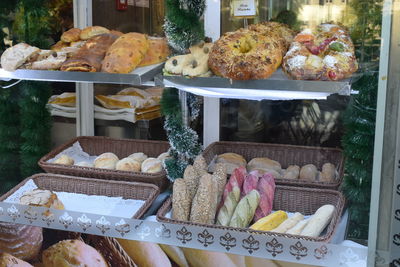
1, 43, 40, 71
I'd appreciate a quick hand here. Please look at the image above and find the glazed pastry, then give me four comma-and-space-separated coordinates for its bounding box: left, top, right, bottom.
138, 37, 170, 67
54, 154, 74, 165
94, 152, 119, 169
102, 32, 149, 73
61, 28, 81, 43
128, 152, 148, 164
79, 26, 110, 40
60, 33, 119, 72
42, 239, 108, 267
0, 222, 43, 261
248, 21, 294, 50
20, 189, 65, 210
141, 158, 162, 173
115, 157, 141, 172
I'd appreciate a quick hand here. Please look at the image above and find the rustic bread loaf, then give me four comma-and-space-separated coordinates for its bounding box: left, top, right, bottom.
61, 28, 81, 43
20, 189, 64, 210
79, 26, 110, 40
138, 37, 170, 67
94, 152, 119, 169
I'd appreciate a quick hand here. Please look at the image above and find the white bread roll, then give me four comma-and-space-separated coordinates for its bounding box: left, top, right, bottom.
299, 164, 318, 181
141, 158, 162, 173
247, 157, 281, 172
320, 163, 336, 182
0, 223, 43, 261
128, 152, 148, 164
54, 154, 74, 165
116, 157, 141, 172
157, 152, 170, 162
94, 152, 119, 169
0, 252, 33, 267
20, 189, 64, 210
117, 240, 171, 267
42, 239, 108, 267
282, 165, 300, 179
214, 153, 247, 175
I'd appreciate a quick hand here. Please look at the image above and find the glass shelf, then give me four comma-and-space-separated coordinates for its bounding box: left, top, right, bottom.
0, 63, 163, 85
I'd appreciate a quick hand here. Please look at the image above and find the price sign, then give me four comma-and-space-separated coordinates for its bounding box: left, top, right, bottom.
232, 0, 257, 18
135, 0, 149, 8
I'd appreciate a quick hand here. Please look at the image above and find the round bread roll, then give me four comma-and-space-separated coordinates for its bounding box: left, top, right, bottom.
75, 161, 94, 167
54, 154, 74, 165
157, 152, 170, 162
94, 152, 119, 169
0, 252, 33, 267
20, 189, 64, 210
282, 165, 300, 179
0, 223, 43, 261
299, 164, 318, 181
128, 152, 148, 164
79, 26, 110, 40
320, 163, 336, 182
141, 158, 163, 173
116, 157, 141, 172
215, 153, 247, 175
247, 157, 281, 173
61, 28, 81, 43
42, 239, 108, 267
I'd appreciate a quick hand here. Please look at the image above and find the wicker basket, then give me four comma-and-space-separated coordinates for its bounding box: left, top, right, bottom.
84, 235, 137, 267
0, 173, 160, 220
157, 186, 345, 243
203, 141, 344, 190
38, 136, 170, 190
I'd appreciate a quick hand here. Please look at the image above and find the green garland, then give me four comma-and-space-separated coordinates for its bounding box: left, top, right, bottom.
164, 0, 205, 53
161, 88, 202, 181
342, 73, 377, 240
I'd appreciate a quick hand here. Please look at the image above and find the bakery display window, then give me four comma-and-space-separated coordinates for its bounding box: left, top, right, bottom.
0, 0, 399, 266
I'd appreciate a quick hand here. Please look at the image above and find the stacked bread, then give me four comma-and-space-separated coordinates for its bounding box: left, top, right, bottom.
0, 26, 170, 73
211, 152, 338, 183
54, 151, 169, 173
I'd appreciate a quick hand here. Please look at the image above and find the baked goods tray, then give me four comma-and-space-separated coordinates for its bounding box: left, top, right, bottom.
0, 173, 160, 220
203, 141, 344, 190
39, 136, 170, 189
159, 69, 354, 100
0, 63, 163, 85
157, 186, 345, 243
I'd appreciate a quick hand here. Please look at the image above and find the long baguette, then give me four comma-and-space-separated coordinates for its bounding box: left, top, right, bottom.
271, 212, 304, 233
286, 218, 310, 235
301, 204, 335, 237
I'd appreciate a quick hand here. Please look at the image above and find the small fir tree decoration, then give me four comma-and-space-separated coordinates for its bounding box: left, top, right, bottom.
164, 0, 205, 53
342, 73, 377, 240
161, 88, 202, 181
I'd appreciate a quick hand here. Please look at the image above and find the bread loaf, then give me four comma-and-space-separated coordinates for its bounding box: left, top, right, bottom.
1, 43, 40, 71
247, 157, 281, 172
61, 28, 81, 43
253, 173, 276, 221
216, 185, 240, 226
242, 171, 260, 197
299, 164, 318, 181
183, 165, 199, 200
271, 212, 304, 233
193, 155, 208, 174
0, 223, 43, 261
53, 154, 74, 165
94, 152, 119, 169
117, 239, 171, 267
138, 37, 170, 67
229, 190, 260, 228
212, 163, 227, 200
0, 252, 33, 267
79, 26, 110, 40
286, 218, 310, 235
20, 189, 64, 210
141, 158, 162, 173
115, 157, 141, 172
42, 239, 108, 267
102, 32, 149, 73
282, 165, 300, 179
172, 179, 191, 221
190, 174, 218, 224
215, 153, 247, 175
220, 166, 246, 207
300, 204, 335, 237
128, 152, 148, 164
320, 163, 336, 182
159, 245, 189, 267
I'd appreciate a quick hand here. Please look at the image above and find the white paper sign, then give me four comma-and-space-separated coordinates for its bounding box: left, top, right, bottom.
232, 0, 256, 17
135, 0, 149, 8
127, 0, 134, 6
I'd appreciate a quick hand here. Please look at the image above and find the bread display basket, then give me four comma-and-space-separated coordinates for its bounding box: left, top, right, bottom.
0, 173, 160, 220
157, 185, 345, 243
203, 141, 344, 190
38, 136, 170, 190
